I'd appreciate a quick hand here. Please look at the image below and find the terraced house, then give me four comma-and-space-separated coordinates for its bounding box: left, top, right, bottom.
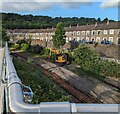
7, 21, 120, 46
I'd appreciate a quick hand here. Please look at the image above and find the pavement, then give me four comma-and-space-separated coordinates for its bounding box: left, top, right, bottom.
0, 48, 5, 114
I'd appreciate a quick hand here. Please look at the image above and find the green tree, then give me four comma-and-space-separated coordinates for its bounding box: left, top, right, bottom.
52, 22, 66, 49
97, 18, 101, 23
73, 45, 99, 70
102, 18, 109, 23
1, 29, 9, 46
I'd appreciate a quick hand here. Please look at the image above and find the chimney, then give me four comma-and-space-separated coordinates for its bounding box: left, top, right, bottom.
95, 22, 97, 27
69, 25, 71, 28
107, 20, 109, 25
77, 24, 79, 28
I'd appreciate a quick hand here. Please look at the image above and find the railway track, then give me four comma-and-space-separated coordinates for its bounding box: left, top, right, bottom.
11, 52, 101, 103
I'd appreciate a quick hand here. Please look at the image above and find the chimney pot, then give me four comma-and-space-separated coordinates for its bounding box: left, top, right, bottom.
77, 24, 79, 28
95, 22, 97, 27
107, 20, 109, 25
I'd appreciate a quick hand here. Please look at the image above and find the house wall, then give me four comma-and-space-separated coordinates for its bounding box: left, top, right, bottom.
8, 22, 120, 45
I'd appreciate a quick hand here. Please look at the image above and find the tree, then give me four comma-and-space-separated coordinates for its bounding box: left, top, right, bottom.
73, 45, 99, 67
52, 22, 66, 49
102, 18, 109, 23
97, 18, 101, 23
1, 29, 9, 46
2, 29, 9, 42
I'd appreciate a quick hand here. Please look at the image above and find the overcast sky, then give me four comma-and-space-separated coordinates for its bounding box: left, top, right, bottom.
1, 0, 119, 20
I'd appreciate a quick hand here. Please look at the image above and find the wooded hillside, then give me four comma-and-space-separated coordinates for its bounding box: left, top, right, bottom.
1, 13, 115, 29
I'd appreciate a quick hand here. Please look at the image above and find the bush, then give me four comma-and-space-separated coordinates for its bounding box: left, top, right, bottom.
73, 45, 99, 68
21, 43, 29, 51
11, 44, 20, 50
73, 45, 120, 78
17, 39, 28, 45
29, 45, 43, 54
43, 48, 50, 56
13, 57, 71, 103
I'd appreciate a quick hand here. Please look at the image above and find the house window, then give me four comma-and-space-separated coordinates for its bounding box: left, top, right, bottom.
82, 31, 85, 35
86, 37, 89, 42
91, 30, 95, 35
104, 30, 108, 34
77, 37, 80, 41
96, 37, 100, 43
97, 30, 101, 35
69, 32, 72, 35
36, 33, 39, 35
46, 37, 48, 41
118, 38, 120, 44
109, 37, 113, 42
77, 31, 80, 35
73, 31, 76, 36
66, 37, 69, 43
65, 32, 68, 35
110, 29, 114, 34
118, 29, 120, 34
86, 31, 90, 35
69, 37, 72, 41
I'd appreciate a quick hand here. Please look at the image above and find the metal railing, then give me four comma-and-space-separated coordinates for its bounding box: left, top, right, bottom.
4, 42, 119, 113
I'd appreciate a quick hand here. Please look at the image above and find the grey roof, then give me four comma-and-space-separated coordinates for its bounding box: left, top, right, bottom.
94, 22, 120, 30
7, 22, 120, 33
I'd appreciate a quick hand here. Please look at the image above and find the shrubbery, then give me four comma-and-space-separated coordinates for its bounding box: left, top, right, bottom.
21, 43, 29, 51
11, 39, 30, 51
17, 39, 28, 45
28, 45, 43, 54
11, 44, 20, 50
13, 57, 71, 103
73, 45, 120, 78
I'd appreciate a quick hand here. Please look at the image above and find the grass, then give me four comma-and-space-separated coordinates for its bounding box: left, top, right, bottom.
13, 57, 71, 104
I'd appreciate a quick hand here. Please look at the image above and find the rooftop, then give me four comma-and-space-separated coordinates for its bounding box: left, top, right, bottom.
7, 22, 120, 33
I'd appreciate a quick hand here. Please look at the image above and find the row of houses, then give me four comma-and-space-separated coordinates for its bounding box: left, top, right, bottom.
7, 21, 120, 46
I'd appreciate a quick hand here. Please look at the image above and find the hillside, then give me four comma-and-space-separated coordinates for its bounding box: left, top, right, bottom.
1, 13, 116, 29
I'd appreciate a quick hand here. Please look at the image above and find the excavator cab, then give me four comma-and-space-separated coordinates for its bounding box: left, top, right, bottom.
49, 48, 68, 65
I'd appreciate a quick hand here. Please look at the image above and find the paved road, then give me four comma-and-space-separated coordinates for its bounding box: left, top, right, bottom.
0, 48, 5, 114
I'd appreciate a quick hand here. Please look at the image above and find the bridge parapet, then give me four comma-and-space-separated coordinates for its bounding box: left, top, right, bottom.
0, 48, 5, 114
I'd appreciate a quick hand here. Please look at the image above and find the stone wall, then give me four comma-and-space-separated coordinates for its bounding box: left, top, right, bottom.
31, 40, 54, 48
87, 44, 120, 59
31, 39, 120, 59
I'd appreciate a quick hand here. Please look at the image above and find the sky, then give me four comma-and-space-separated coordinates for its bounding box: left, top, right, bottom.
1, 0, 119, 21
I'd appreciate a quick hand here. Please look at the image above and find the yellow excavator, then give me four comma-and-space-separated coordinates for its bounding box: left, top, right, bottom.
48, 48, 68, 66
